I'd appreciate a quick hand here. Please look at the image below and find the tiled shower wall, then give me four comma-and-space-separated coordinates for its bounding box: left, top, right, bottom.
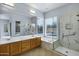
59, 11, 79, 51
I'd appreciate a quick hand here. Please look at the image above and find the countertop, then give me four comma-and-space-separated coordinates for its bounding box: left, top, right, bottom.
0, 35, 41, 45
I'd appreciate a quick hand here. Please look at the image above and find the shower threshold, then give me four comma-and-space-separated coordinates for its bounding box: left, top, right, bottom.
55, 46, 79, 56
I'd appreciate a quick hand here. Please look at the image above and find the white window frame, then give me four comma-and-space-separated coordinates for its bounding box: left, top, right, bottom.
44, 16, 58, 39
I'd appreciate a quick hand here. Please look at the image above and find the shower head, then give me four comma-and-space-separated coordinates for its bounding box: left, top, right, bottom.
76, 14, 79, 17
76, 14, 79, 21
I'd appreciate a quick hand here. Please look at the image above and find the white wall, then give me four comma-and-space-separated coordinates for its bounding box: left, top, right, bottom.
45, 4, 79, 18
45, 3, 79, 51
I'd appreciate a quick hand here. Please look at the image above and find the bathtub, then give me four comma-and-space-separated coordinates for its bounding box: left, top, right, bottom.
41, 36, 57, 43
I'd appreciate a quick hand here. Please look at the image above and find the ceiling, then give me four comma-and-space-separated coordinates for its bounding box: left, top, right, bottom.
27, 3, 68, 13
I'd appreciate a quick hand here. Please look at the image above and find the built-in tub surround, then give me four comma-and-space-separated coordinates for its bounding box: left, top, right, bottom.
41, 36, 59, 51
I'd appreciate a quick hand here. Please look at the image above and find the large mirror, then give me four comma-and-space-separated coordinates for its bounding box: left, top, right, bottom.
0, 3, 44, 41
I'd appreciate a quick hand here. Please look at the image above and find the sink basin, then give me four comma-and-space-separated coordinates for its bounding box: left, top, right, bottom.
0, 36, 11, 41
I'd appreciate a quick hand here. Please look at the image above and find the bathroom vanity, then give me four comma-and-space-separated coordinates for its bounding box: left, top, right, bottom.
0, 35, 41, 56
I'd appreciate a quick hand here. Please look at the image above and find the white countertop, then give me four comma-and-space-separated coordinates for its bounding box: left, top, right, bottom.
0, 35, 41, 45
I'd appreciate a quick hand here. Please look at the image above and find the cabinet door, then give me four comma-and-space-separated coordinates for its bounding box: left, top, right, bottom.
30, 38, 37, 49
22, 40, 30, 52
0, 44, 10, 56
36, 37, 41, 46
10, 41, 21, 55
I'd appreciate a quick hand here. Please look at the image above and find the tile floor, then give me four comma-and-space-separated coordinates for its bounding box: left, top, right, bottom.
20, 47, 64, 56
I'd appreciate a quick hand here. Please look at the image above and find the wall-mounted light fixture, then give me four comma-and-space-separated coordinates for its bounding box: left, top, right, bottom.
76, 14, 79, 21
30, 10, 36, 14
76, 14, 79, 17
4, 3, 14, 6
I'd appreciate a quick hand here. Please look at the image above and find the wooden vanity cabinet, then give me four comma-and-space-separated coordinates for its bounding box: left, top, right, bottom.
0, 44, 10, 56
30, 38, 37, 49
22, 40, 30, 52
36, 37, 41, 46
30, 37, 41, 49
10, 41, 21, 56
0, 37, 41, 56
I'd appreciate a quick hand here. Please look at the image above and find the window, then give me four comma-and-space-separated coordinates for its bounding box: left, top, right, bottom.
4, 23, 8, 32
16, 21, 20, 34
3, 21, 10, 36
37, 18, 43, 34
45, 16, 57, 36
